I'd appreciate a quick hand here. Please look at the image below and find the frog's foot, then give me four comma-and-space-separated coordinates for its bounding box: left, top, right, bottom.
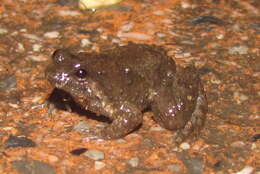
173, 89, 207, 143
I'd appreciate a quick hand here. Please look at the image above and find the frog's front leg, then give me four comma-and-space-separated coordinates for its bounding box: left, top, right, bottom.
99, 103, 143, 139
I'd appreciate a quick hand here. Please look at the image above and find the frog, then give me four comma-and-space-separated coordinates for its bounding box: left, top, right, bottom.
45, 42, 208, 140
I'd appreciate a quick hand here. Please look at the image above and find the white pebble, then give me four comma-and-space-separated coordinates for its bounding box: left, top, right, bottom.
84, 149, 105, 160
180, 142, 190, 150
16, 43, 25, 53
32, 44, 42, 52
117, 32, 152, 40
153, 10, 164, 15
230, 141, 245, 148
120, 22, 134, 32
100, 35, 108, 40
181, 2, 192, 9
174, 52, 191, 59
236, 166, 254, 174
22, 33, 42, 41
0, 28, 8, 34
28, 55, 48, 62
233, 91, 249, 102
81, 38, 92, 47
73, 121, 90, 132
149, 126, 164, 131
44, 31, 59, 39
216, 34, 224, 39
94, 161, 106, 170
128, 157, 139, 167
58, 10, 81, 16
228, 45, 249, 55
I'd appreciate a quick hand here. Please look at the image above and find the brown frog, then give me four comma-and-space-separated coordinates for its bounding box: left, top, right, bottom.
46, 43, 207, 140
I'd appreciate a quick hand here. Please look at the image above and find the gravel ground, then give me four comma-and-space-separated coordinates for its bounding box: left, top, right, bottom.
0, 0, 259, 174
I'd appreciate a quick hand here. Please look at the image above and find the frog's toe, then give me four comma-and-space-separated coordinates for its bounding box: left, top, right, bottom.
172, 120, 194, 143
173, 98, 207, 143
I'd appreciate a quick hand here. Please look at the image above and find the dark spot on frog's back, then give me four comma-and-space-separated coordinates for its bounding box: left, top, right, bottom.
46, 43, 207, 141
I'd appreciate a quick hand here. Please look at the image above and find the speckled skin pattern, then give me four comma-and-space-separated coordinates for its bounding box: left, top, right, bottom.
46, 43, 207, 140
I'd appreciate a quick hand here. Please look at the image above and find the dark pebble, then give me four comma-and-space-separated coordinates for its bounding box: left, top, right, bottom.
4, 135, 36, 149
0, 74, 16, 92
250, 23, 260, 30
76, 29, 99, 36
214, 161, 222, 169
198, 67, 212, 75
56, 0, 78, 6
12, 160, 56, 174
178, 152, 204, 174
250, 134, 260, 142
191, 16, 225, 26
70, 148, 88, 155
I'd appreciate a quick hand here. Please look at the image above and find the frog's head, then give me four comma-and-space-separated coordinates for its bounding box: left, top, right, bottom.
46, 49, 106, 108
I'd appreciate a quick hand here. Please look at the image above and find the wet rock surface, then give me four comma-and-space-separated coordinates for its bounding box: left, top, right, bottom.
0, 0, 258, 173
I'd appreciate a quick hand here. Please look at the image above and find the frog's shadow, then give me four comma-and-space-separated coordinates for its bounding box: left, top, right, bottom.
48, 88, 111, 123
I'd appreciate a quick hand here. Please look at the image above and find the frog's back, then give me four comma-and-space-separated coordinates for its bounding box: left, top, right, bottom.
95, 43, 176, 85
79, 43, 176, 108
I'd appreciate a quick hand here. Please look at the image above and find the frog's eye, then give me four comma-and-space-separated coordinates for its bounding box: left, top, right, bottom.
75, 69, 87, 79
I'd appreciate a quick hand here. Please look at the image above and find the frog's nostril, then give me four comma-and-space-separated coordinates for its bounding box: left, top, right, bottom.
52, 49, 63, 62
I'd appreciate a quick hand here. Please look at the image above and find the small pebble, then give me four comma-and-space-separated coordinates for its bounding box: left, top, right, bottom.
100, 35, 107, 40
180, 142, 190, 150
153, 10, 164, 15
44, 31, 60, 39
174, 52, 191, 59
12, 160, 55, 174
22, 33, 42, 41
236, 166, 254, 174
191, 16, 225, 26
70, 148, 88, 155
117, 32, 152, 40
94, 161, 106, 170
167, 164, 181, 172
181, 2, 192, 9
230, 141, 245, 148
73, 121, 90, 133
233, 91, 249, 102
16, 43, 25, 53
81, 38, 92, 47
120, 22, 134, 32
116, 138, 127, 143
228, 45, 249, 55
128, 157, 139, 167
149, 126, 164, 131
216, 34, 224, 39
48, 155, 59, 163
0, 74, 17, 92
84, 149, 105, 160
32, 44, 42, 52
57, 0, 78, 6
28, 55, 48, 62
4, 135, 36, 149
58, 10, 81, 17
250, 134, 260, 142
0, 28, 8, 34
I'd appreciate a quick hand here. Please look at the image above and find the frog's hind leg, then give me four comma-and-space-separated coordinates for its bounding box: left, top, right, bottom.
152, 66, 207, 143
172, 82, 208, 142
